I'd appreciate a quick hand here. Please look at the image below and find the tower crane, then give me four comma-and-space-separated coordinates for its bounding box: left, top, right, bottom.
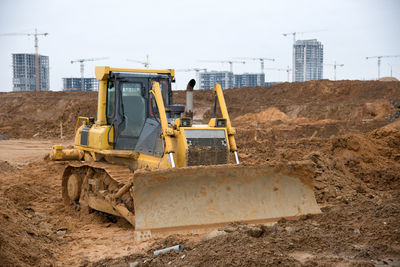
198, 60, 245, 72
234, 57, 275, 74
283, 31, 317, 44
282, 30, 325, 82
264, 66, 292, 82
175, 68, 207, 73
0, 28, 48, 91
366, 55, 400, 79
324, 61, 344, 81
71, 57, 108, 91
127, 55, 150, 68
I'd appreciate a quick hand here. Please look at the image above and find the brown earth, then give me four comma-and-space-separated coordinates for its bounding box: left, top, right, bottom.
0, 80, 400, 266
0, 91, 97, 139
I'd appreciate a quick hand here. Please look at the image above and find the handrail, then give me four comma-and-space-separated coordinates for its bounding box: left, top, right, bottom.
75, 116, 89, 133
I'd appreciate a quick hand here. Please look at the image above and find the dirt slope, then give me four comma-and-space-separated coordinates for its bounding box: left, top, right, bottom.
0, 91, 97, 139
1, 80, 399, 140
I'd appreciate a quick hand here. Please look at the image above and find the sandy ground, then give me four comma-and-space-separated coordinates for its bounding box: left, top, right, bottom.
0, 139, 72, 165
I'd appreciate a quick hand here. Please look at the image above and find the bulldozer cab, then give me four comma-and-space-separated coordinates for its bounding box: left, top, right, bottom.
106, 72, 174, 151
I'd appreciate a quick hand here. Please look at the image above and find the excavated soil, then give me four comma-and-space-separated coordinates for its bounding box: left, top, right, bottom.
0, 80, 400, 266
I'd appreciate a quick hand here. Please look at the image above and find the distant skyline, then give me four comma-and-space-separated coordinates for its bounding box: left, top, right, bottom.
0, 0, 399, 91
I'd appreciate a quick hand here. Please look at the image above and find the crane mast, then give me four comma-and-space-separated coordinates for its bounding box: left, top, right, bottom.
325, 61, 344, 81
265, 66, 292, 82
71, 57, 108, 91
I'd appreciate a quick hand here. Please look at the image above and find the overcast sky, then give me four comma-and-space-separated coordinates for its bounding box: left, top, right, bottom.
0, 0, 399, 91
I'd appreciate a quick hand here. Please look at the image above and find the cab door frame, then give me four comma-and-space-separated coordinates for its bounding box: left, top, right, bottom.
112, 77, 149, 150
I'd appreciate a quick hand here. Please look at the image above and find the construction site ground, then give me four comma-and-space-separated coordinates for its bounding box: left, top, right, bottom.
0, 80, 399, 266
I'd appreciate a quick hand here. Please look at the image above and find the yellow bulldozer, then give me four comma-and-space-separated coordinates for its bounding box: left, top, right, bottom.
50, 66, 320, 240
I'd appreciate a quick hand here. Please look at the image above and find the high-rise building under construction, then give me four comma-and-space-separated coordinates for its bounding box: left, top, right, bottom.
234, 73, 265, 88
62, 78, 98, 91
294, 39, 323, 82
12, 53, 50, 91
198, 71, 234, 90
198, 72, 265, 89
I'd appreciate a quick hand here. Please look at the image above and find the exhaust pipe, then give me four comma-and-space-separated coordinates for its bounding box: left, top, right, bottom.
185, 79, 196, 118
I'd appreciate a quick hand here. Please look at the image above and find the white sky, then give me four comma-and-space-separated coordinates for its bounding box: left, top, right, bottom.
0, 0, 399, 91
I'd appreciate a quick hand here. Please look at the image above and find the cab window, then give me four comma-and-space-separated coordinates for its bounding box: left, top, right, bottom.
149, 79, 170, 117
120, 82, 146, 138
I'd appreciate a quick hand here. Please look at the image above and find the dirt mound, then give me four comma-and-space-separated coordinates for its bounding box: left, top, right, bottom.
234, 107, 289, 123
313, 126, 400, 203
236, 117, 400, 204
0, 195, 57, 266
0, 80, 399, 140
0, 91, 97, 139
379, 77, 399, 82
219, 80, 400, 121
382, 118, 400, 130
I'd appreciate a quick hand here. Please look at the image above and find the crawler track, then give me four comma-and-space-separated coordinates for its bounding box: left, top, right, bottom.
62, 161, 135, 225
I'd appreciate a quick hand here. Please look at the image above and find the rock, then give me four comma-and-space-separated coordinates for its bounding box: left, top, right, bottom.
26, 230, 36, 236
243, 225, 264, 237
129, 262, 139, 267
114, 237, 121, 241
181, 254, 186, 259
204, 229, 226, 240
285, 226, 295, 234
0, 135, 7, 140
56, 230, 66, 236
353, 228, 361, 235
221, 226, 236, 233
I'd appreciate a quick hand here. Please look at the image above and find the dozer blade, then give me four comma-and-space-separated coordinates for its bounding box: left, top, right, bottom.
133, 165, 321, 240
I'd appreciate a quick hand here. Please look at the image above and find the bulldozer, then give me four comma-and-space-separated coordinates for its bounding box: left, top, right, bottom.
50, 66, 320, 241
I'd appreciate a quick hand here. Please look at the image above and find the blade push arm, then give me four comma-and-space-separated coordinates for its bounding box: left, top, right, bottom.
213, 83, 239, 164
150, 82, 176, 167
